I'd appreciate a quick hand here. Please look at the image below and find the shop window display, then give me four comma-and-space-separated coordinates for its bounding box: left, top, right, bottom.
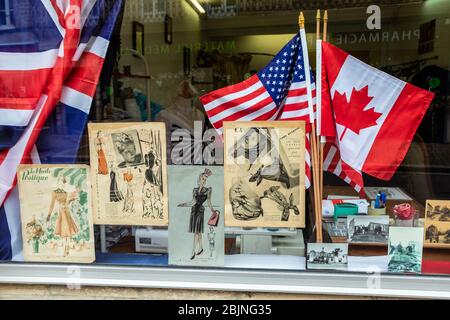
0, 0, 450, 298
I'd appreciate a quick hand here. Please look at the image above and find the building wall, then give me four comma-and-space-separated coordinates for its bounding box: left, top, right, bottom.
204, 0, 450, 71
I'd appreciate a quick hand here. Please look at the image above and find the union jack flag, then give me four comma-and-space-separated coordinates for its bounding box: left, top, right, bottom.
0, 0, 123, 260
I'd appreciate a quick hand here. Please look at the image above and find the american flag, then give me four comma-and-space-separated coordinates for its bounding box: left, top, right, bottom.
200, 32, 315, 188
0, 0, 123, 260
322, 139, 364, 195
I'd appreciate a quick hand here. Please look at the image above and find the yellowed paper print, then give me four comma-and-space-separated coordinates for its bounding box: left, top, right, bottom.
223, 121, 306, 228
424, 200, 450, 248
88, 122, 168, 226
17, 165, 95, 263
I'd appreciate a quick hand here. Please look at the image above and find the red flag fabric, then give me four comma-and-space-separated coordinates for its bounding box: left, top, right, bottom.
320, 42, 434, 193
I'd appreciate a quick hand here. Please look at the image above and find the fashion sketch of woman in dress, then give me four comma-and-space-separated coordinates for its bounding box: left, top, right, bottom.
144, 151, 159, 185
142, 132, 164, 219
47, 175, 79, 257
122, 168, 134, 214
96, 132, 108, 175
178, 169, 214, 260
109, 164, 123, 202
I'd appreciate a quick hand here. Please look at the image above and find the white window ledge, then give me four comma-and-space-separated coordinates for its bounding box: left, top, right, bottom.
0, 262, 449, 299
0, 24, 15, 31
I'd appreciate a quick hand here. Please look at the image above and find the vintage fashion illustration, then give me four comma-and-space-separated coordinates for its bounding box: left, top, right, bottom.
88, 123, 168, 226
168, 166, 224, 267
109, 165, 123, 202
223, 121, 306, 228
17, 165, 95, 263
96, 133, 109, 175
122, 169, 135, 214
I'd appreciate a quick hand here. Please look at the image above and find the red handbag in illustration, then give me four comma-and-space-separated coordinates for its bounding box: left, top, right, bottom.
208, 210, 220, 227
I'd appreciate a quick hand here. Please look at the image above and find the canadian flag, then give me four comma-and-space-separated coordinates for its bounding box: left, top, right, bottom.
318, 41, 434, 194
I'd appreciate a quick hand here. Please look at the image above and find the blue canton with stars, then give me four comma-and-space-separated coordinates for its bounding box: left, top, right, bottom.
257, 33, 314, 106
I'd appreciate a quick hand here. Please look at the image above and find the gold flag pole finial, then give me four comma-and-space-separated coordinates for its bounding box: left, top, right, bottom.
323, 10, 328, 42
316, 9, 321, 40
299, 12, 305, 29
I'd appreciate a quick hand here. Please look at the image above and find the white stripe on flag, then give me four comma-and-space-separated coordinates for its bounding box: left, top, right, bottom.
81, 0, 99, 29
279, 108, 309, 120
285, 95, 308, 105
238, 102, 276, 121
316, 39, 322, 136
73, 36, 110, 61
289, 81, 316, 91
323, 145, 337, 170
0, 49, 59, 71
3, 146, 40, 262
0, 94, 47, 206
289, 81, 306, 90
299, 28, 315, 124
41, 0, 66, 37
209, 91, 270, 124
60, 86, 92, 114
73, 42, 88, 62
4, 187, 24, 261
86, 36, 110, 59
0, 109, 35, 126
333, 160, 342, 176
305, 150, 311, 167
55, 0, 67, 12
204, 81, 263, 112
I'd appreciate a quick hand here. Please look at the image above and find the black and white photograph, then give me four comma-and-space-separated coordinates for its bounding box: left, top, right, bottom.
347, 215, 389, 244
388, 227, 424, 273
425, 224, 450, 244
424, 200, 450, 248
111, 130, 144, 168
426, 200, 450, 222
306, 243, 348, 271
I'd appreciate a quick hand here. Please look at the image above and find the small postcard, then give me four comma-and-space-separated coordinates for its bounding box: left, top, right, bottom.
306, 243, 348, 271
388, 227, 424, 273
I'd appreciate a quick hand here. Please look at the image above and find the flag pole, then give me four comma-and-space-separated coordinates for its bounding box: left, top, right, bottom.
315, 9, 323, 243
299, 12, 322, 243
319, 10, 328, 220
315, 9, 322, 205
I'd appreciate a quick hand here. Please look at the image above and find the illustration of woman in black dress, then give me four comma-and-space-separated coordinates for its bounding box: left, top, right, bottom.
109, 164, 123, 202
178, 169, 214, 260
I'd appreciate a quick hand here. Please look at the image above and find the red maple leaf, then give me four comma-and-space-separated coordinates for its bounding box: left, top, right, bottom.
333, 85, 382, 141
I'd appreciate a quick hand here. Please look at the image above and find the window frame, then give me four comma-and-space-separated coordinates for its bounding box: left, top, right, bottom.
0, 0, 14, 31
0, 262, 449, 299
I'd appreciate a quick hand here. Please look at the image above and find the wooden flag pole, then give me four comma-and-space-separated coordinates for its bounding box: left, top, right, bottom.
319, 10, 328, 216
316, 9, 321, 41
315, 9, 323, 243
300, 12, 322, 243
315, 8, 323, 229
